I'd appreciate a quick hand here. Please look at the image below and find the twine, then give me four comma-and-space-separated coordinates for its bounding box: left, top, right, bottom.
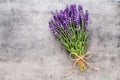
64, 51, 99, 77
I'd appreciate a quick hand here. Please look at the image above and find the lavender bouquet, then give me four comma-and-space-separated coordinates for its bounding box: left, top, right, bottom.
49, 4, 98, 76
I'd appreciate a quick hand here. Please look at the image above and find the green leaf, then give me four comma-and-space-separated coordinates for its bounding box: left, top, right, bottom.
63, 42, 69, 49
71, 47, 75, 52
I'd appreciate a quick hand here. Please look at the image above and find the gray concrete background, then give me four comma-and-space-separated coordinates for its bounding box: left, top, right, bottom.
0, 0, 120, 80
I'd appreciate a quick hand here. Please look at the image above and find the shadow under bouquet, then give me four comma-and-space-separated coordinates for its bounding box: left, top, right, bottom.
49, 4, 98, 76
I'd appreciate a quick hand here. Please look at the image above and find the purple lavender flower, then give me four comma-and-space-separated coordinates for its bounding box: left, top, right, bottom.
49, 4, 91, 35
84, 10, 89, 22
49, 20, 58, 34
48, 21, 54, 30
78, 5, 83, 12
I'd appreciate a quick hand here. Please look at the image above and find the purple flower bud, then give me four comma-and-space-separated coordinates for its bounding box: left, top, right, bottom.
78, 5, 83, 12
49, 20, 58, 35
74, 15, 79, 25
49, 21, 54, 30
64, 5, 69, 15
70, 4, 77, 19
84, 10, 89, 22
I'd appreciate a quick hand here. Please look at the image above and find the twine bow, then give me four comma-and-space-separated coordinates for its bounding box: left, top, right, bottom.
64, 51, 99, 77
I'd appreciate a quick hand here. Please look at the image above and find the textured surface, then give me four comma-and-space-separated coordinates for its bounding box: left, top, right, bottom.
0, 0, 120, 80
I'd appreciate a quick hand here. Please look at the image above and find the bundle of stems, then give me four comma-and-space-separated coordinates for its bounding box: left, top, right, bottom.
48, 4, 93, 73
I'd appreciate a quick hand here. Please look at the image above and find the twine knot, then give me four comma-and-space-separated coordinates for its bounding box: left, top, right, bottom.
64, 51, 99, 77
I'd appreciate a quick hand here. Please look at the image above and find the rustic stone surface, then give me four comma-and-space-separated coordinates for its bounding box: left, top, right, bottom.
0, 0, 120, 80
